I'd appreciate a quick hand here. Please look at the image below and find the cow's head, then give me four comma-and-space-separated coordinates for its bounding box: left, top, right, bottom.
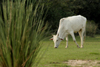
50, 34, 63, 48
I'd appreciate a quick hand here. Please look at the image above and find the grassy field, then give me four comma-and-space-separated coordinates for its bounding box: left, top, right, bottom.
36, 35, 100, 67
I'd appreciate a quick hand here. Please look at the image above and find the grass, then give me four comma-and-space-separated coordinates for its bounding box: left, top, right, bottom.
36, 35, 100, 67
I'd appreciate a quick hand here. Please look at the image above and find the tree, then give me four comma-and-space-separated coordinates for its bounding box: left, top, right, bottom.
45, 0, 100, 31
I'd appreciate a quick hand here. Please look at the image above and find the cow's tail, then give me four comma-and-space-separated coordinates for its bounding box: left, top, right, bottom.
83, 28, 86, 41
83, 18, 87, 41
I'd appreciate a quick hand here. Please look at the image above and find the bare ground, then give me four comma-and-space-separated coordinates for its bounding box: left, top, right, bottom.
64, 60, 100, 67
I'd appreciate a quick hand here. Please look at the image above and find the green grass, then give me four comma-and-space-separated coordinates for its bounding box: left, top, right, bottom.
37, 35, 100, 67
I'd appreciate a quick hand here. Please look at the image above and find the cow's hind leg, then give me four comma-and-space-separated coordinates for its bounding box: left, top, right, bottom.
65, 36, 68, 48
70, 31, 80, 48
79, 29, 84, 48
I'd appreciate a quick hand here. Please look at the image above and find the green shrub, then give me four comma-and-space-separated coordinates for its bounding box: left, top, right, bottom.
0, 0, 49, 67
86, 20, 98, 37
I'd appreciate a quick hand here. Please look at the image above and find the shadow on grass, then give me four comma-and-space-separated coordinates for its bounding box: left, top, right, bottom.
89, 53, 100, 55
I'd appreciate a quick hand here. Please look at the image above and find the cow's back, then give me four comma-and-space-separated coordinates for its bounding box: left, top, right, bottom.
60, 15, 86, 33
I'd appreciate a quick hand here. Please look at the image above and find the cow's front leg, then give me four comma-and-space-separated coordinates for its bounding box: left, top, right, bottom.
70, 31, 80, 48
65, 36, 68, 48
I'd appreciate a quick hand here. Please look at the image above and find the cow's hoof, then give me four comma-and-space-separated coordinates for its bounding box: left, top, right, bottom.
81, 46, 83, 48
77, 45, 80, 48
54, 47, 57, 48
65, 47, 68, 48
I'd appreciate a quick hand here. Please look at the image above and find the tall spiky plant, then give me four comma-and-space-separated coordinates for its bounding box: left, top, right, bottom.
0, 0, 49, 67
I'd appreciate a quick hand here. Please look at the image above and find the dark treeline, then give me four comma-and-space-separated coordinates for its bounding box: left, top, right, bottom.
44, 0, 100, 32
0, 0, 100, 31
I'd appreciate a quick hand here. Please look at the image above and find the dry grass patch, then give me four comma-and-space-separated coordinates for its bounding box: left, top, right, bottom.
64, 60, 100, 67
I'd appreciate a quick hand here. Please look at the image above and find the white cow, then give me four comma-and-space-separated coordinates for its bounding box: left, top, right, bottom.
50, 15, 87, 48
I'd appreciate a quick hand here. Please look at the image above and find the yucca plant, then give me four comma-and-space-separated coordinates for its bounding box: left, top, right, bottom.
0, 0, 49, 67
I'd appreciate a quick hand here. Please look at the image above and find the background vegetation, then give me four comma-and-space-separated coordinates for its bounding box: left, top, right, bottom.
1, 0, 100, 35
86, 20, 98, 37
43, 0, 100, 35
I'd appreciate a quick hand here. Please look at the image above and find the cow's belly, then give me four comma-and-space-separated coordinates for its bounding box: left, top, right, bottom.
74, 29, 81, 33
66, 27, 82, 34
71, 23, 83, 31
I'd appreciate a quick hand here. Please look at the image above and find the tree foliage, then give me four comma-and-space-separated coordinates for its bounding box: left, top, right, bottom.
44, 0, 100, 32
1, 0, 100, 30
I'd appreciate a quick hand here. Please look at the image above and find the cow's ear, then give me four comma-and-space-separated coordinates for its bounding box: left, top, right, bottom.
50, 38, 53, 40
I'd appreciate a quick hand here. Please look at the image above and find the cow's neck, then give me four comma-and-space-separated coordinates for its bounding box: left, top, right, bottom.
57, 27, 66, 39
